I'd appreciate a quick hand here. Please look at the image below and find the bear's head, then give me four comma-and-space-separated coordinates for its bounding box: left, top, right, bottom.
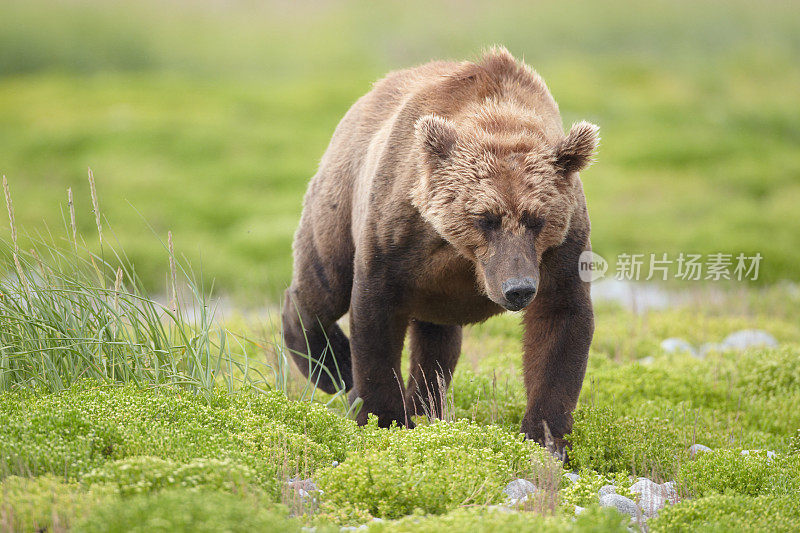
412, 113, 598, 311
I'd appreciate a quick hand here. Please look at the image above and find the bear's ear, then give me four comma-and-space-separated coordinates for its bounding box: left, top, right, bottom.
554, 121, 600, 174
415, 114, 458, 164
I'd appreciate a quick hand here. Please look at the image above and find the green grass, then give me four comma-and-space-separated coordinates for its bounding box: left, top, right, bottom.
0, 220, 797, 530
2, 1, 800, 530
0, 0, 799, 300
1, 216, 797, 531
0, 178, 275, 396
0, 212, 797, 530
2, 320, 799, 531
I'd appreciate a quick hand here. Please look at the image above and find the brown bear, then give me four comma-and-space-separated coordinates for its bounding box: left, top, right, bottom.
282, 47, 597, 453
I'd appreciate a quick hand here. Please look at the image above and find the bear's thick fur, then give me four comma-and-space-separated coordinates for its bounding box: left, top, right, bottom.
282, 48, 597, 452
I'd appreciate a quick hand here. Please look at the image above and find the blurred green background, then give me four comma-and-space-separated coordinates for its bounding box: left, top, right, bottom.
1, 0, 798, 303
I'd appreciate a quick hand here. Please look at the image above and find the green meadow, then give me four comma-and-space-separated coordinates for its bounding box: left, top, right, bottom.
1, 0, 799, 299
1, 0, 800, 531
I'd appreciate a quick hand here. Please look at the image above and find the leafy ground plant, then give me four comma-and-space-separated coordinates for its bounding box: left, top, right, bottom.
649, 494, 800, 533
74, 489, 298, 533
0, 385, 355, 487
1, 199, 797, 531
317, 418, 557, 519
364, 505, 630, 532
2, 339, 800, 531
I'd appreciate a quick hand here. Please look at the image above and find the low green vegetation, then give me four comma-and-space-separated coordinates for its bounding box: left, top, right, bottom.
678, 450, 800, 498
0, 385, 356, 489
2, 333, 799, 530
650, 494, 800, 533
317, 420, 554, 519
76, 489, 298, 533
3, 195, 796, 530
2, 0, 799, 530
559, 469, 634, 508
2, 293, 799, 530
364, 506, 631, 532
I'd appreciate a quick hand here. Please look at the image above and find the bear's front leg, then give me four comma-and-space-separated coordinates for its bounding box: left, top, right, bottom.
520, 265, 593, 458
348, 272, 412, 428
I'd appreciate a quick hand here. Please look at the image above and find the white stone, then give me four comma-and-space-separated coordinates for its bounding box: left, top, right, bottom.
660, 338, 696, 355
598, 484, 617, 498
630, 478, 660, 494
508, 496, 530, 507
689, 443, 712, 457
563, 472, 580, 483
287, 477, 318, 492
575, 505, 586, 515
503, 478, 537, 501
287, 477, 321, 504
599, 493, 639, 518
663, 481, 679, 504
721, 330, 778, 351
740, 449, 776, 459
631, 478, 667, 518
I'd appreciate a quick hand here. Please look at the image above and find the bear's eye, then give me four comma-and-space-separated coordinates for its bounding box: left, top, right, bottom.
521, 214, 545, 233
475, 212, 501, 232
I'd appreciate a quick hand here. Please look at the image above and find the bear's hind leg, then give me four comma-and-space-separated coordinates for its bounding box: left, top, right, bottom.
282, 241, 353, 394
282, 287, 352, 394
405, 320, 462, 419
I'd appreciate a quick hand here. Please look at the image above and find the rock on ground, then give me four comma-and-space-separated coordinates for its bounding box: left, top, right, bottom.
741, 449, 776, 459
660, 337, 697, 356
631, 478, 661, 493
721, 329, 777, 351
599, 493, 640, 518
503, 478, 537, 503
563, 472, 580, 484
631, 478, 668, 518
288, 477, 319, 493
689, 443, 712, 457
663, 481, 679, 504
598, 484, 617, 498
287, 477, 322, 506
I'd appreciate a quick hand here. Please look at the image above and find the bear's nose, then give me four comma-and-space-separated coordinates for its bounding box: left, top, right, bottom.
501, 277, 537, 310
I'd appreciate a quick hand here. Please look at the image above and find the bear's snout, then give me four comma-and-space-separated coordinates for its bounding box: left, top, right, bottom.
501, 277, 537, 311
